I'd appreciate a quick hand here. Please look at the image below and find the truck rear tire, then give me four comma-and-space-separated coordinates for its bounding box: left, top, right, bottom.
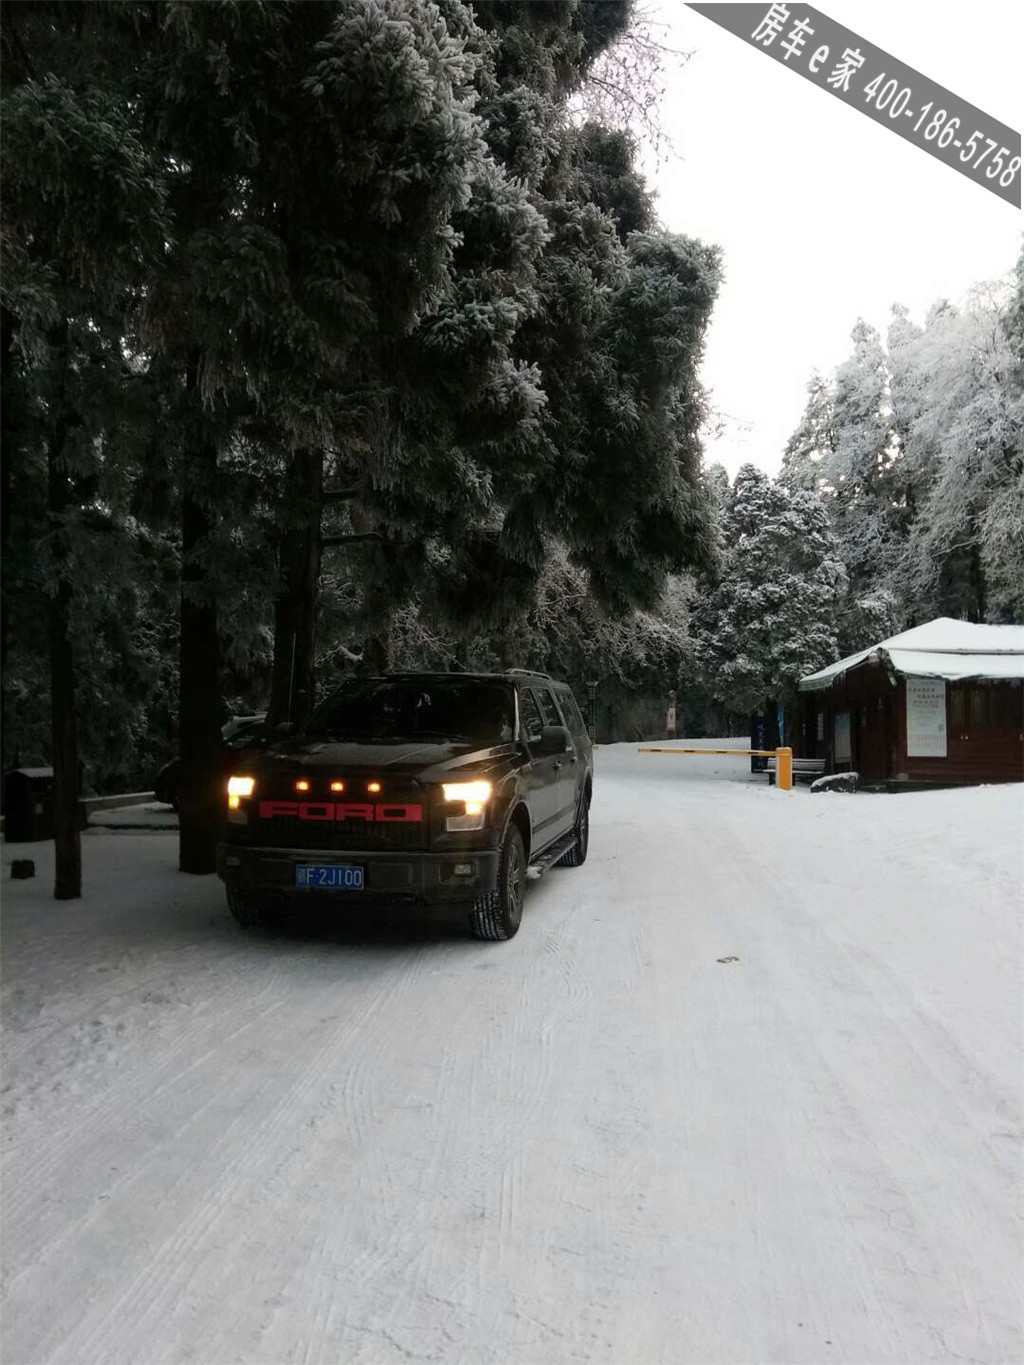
469, 825, 526, 941
556, 791, 589, 868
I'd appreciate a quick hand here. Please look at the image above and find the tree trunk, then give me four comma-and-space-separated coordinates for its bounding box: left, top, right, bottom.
49, 574, 81, 899
495, 633, 514, 672
970, 541, 987, 622
1, 304, 18, 681
268, 447, 324, 728
349, 502, 393, 675
46, 320, 81, 899
362, 626, 393, 673
178, 367, 222, 875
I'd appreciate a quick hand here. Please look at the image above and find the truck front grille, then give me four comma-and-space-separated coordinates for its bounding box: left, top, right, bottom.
247, 776, 430, 851
251, 817, 427, 852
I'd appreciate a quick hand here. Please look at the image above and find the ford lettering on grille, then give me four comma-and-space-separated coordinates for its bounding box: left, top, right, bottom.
258, 801, 423, 822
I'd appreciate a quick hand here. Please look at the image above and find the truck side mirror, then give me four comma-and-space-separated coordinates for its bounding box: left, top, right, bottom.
539, 724, 571, 754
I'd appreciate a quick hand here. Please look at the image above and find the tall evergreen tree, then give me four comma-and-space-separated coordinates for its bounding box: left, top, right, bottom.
138, 0, 503, 869
825, 321, 899, 596
1, 43, 169, 897
779, 370, 835, 495
896, 289, 1022, 621
694, 466, 847, 716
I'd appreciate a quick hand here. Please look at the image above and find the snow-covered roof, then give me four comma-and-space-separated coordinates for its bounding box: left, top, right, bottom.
800, 618, 1024, 692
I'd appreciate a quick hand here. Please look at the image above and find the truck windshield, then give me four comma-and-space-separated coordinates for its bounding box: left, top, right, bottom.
307, 679, 515, 747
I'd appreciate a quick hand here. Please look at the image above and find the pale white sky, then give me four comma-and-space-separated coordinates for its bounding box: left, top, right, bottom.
643, 1, 1022, 477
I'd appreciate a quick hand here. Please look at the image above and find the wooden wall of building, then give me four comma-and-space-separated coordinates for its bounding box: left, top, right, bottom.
895, 678, 1023, 784
800, 667, 1023, 786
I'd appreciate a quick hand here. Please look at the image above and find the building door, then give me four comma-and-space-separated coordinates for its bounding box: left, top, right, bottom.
858, 696, 890, 782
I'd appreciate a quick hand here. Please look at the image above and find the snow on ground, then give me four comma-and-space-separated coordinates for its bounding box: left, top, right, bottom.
88, 801, 178, 830
2, 741, 1022, 1364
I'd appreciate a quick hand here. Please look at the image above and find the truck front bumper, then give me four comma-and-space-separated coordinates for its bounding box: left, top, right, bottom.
216, 843, 500, 904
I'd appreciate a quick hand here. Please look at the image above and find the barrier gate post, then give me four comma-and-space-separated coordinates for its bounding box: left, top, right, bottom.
776, 747, 793, 791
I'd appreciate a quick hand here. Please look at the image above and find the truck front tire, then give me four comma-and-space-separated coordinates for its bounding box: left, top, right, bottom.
469, 825, 526, 941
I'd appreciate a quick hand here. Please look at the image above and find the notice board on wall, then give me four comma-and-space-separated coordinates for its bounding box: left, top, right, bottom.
906, 678, 947, 757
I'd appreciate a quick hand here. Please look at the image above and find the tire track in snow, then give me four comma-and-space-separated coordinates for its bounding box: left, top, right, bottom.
2, 966, 289, 1244
103, 945, 434, 1364
11, 943, 433, 1365
713, 831, 1018, 1362
195, 941, 454, 1365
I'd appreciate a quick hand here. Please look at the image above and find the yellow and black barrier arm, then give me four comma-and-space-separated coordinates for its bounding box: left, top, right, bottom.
638, 746, 794, 791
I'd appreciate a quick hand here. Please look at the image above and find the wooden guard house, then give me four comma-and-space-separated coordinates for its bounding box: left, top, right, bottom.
797, 618, 1024, 787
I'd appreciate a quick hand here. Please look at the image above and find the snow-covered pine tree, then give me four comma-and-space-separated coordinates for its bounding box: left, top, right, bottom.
694, 465, 847, 716
824, 321, 900, 597
896, 286, 1023, 621
340, 2, 722, 653
2, 39, 169, 897
137, 0, 506, 869
779, 370, 836, 498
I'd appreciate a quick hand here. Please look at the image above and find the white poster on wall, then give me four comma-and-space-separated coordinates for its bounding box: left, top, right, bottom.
906, 678, 947, 757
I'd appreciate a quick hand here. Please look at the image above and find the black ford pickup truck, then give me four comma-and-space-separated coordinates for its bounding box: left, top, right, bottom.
217, 670, 593, 940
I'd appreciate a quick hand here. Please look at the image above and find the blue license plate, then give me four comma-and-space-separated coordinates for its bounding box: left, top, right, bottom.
295, 864, 364, 891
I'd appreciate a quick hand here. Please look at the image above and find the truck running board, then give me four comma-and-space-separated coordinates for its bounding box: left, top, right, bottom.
526, 832, 576, 879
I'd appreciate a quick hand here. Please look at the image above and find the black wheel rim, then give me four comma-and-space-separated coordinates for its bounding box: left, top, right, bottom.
578, 801, 589, 856
506, 840, 524, 925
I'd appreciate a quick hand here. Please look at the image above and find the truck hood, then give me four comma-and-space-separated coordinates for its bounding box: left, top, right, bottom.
256, 737, 517, 781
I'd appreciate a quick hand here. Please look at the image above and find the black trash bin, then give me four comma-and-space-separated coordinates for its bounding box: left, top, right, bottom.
4, 767, 55, 842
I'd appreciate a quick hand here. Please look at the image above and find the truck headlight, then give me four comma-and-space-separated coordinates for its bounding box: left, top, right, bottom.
442, 780, 492, 805
443, 779, 492, 831
227, 774, 255, 821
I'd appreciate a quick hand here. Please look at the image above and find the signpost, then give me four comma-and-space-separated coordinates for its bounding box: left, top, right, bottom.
585, 680, 598, 742
750, 711, 769, 773
667, 690, 677, 740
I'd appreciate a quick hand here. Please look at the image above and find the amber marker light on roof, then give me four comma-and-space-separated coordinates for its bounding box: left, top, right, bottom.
330, 780, 345, 793
295, 779, 311, 792
367, 781, 382, 794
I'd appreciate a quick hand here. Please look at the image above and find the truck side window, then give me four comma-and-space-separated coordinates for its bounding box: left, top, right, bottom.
519, 689, 544, 744
555, 689, 586, 737
532, 687, 562, 729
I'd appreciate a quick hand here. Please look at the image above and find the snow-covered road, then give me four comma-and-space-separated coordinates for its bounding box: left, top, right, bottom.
3, 743, 1022, 1364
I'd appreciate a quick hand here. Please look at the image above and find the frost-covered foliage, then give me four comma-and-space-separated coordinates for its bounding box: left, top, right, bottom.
387, 546, 713, 741
781, 258, 1024, 628
896, 283, 1024, 622
572, 2, 692, 163
695, 465, 848, 712
2, 0, 724, 802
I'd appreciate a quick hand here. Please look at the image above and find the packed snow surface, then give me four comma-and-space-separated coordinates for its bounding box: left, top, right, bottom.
2, 742, 1022, 1364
